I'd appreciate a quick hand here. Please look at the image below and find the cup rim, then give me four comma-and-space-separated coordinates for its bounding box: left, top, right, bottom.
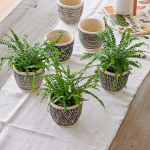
57, 0, 84, 8
44, 29, 75, 46
49, 94, 83, 110
78, 18, 105, 34
100, 66, 131, 77
13, 67, 43, 75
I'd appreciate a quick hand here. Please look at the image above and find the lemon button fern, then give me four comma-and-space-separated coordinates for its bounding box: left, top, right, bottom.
81, 17, 149, 91
32, 54, 105, 112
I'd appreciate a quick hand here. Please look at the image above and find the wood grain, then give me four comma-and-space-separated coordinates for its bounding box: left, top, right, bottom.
0, 0, 22, 22
133, 0, 137, 16
109, 73, 150, 150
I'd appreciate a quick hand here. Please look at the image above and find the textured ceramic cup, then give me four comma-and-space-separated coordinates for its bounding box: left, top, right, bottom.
99, 68, 129, 93
57, 0, 84, 24
49, 95, 83, 127
78, 18, 105, 51
13, 67, 45, 92
44, 30, 74, 63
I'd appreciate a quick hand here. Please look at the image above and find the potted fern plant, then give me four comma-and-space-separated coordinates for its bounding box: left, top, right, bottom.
0, 28, 64, 92
32, 54, 105, 127
81, 17, 149, 93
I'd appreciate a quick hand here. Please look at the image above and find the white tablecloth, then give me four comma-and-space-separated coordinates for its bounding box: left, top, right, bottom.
0, 0, 150, 150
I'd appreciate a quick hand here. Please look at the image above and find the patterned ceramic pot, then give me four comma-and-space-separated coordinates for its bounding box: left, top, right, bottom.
44, 29, 74, 63
78, 18, 105, 52
57, 0, 84, 24
49, 95, 83, 127
13, 67, 45, 92
100, 68, 129, 93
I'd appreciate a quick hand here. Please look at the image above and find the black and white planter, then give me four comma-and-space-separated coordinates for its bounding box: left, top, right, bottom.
13, 67, 45, 92
100, 68, 129, 93
57, 0, 84, 24
44, 29, 74, 63
78, 18, 105, 52
49, 95, 83, 127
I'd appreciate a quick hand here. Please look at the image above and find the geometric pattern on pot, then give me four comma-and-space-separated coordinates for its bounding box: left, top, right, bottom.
58, 5, 83, 24
50, 102, 83, 127
78, 28, 102, 50
13, 68, 45, 92
44, 29, 75, 63
50, 41, 74, 62
78, 18, 105, 51
100, 69, 129, 93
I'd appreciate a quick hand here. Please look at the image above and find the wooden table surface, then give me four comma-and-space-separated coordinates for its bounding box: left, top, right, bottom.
0, 0, 150, 149
0, 0, 22, 21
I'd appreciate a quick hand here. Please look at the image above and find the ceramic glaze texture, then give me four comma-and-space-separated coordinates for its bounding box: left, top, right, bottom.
57, 0, 83, 24
78, 18, 104, 51
50, 42, 74, 62
50, 102, 83, 127
78, 28, 102, 50
100, 70, 129, 92
44, 30, 74, 62
14, 68, 45, 92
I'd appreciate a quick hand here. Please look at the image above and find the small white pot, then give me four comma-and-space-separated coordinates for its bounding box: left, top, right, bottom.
114, 0, 133, 15
57, 0, 84, 24
44, 29, 74, 63
78, 18, 105, 52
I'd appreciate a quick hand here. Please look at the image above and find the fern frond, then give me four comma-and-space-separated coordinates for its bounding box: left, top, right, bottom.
81, 16, 149, 91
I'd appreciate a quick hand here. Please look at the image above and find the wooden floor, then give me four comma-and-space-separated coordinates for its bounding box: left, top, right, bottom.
0, 0, 150, 150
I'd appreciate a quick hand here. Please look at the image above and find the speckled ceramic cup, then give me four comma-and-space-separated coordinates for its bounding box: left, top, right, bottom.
44, 29, 74, 63
49, 95, 83, 127
57, 0, 84, 24
78, 18, 105, 51
99, 68, 129, 93
13, 67, 45, 92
